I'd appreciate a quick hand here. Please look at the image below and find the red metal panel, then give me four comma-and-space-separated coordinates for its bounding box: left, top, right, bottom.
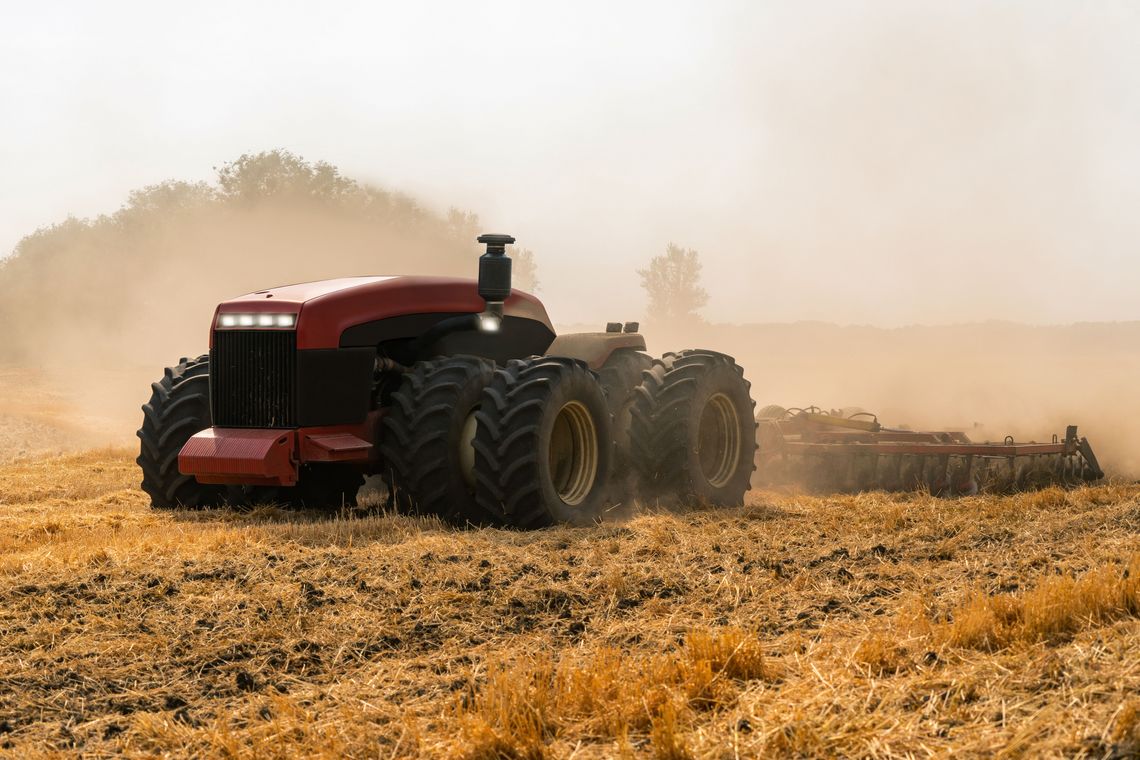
212, 275, 553, 349
178, 420, 379, 487
179, 428, 298, 486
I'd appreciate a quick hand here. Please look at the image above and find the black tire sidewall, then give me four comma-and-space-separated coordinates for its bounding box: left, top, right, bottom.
683, 363, 756, 504
442, 371, 490, 507
137, 355, 224, 509
383, 356, 497, 524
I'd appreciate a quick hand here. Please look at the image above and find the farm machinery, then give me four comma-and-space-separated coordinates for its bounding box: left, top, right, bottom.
136, 234, 758, 528
754, 406, 1104, 495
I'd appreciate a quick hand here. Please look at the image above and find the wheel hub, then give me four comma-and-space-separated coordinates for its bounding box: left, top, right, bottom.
698, 392, 741, 488
460, 411, 478, 489
549, 401, 598, 506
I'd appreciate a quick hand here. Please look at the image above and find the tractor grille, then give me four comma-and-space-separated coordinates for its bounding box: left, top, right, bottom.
211, 330, 298, 428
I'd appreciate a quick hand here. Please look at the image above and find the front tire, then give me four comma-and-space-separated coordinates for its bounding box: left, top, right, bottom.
380, 356, 500, 525
631, 350, 757, 507
473, 357, 613, 529
137, 355, 225, 509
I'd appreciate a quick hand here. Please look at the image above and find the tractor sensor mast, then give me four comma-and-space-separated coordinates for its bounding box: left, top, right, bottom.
477, 233, 515, 331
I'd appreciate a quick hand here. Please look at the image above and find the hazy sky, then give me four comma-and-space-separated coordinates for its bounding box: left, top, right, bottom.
2, 1, 1138, 325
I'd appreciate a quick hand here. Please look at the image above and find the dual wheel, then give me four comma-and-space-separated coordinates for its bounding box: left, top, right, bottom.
383, 349, 757, 529
382, 356, 612, 529
136, 349, 757, 525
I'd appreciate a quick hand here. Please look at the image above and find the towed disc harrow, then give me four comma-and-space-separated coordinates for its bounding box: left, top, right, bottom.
755, 406, 1104, 495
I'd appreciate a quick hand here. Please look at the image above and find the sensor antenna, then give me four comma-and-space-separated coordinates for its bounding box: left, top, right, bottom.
477, 233, 515, 328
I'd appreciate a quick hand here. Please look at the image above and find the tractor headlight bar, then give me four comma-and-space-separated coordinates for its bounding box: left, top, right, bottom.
216, 313, 297, 329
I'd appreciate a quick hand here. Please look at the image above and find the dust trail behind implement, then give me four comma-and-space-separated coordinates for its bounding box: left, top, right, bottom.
4, 319, 1140, 480
634, 320, 1140, 477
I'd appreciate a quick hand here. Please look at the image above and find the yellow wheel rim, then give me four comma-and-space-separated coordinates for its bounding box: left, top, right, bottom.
698, 393, 741, 487
548, 401, 598, 505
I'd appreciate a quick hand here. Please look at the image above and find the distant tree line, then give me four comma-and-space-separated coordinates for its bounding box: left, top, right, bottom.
0, 150, 537, 363
0, 146, 710, 364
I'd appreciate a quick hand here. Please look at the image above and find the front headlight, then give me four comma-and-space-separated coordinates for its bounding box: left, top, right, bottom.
217, 313, 297, 329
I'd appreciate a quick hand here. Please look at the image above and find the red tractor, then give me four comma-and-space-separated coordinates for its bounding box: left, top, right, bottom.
137, 235, 757, 528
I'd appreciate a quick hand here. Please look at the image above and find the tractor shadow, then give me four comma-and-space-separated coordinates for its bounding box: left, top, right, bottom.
163, 480, 797, 549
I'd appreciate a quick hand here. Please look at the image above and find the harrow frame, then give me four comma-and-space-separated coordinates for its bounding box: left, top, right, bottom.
756, 407, 1104, 495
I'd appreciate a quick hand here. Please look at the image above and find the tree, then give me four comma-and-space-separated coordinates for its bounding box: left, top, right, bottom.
510, 246, 539, 292
637, 243, 708, 323
214, 150, 359, 205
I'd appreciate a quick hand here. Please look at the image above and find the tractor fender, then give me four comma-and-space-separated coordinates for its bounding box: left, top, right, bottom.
545, 333, 647, 370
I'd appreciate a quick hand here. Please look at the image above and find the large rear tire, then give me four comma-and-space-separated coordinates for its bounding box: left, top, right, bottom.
137, 355, 226, 509
380, 356, 500, 525
473, 357, 613, 529
631, 350, 757, 507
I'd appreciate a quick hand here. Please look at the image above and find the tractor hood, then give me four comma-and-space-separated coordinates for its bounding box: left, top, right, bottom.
212, 275, 553, 350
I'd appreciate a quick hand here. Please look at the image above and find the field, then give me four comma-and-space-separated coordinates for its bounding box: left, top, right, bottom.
4, 23, 1139, 758
2, 447, 1139, 758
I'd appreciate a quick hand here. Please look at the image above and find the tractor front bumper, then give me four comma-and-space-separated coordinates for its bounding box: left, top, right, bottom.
178, 426, 374, 486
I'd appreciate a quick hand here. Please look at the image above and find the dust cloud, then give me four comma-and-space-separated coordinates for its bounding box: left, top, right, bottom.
635, 320, 1140, 477
688, 2, 1140, 327
1, 152, 1138, 476
1, 3, 1138, 476
0, 152, 487, 453
0, 161, 480, 366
